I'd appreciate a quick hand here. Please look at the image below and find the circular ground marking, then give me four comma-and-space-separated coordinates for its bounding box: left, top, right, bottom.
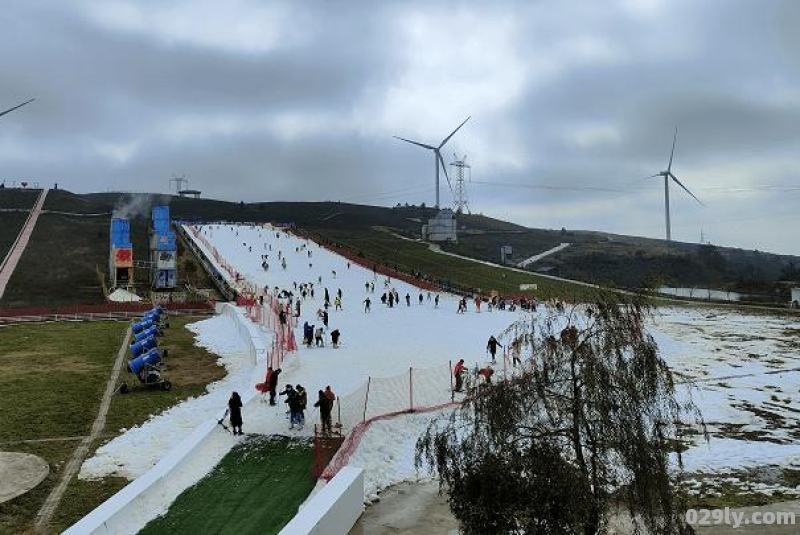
0, 451, 49, 503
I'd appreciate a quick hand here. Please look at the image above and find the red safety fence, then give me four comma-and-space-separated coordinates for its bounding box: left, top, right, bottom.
186, 225, 243, 283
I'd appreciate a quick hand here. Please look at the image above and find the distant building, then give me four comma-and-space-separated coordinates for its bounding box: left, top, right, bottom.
178, 189, 201, 199
500, 245, 513, 264
422, 208, 457, 242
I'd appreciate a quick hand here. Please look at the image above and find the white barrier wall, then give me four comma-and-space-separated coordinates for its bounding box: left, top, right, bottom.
278, 467, 364, 535
64, 304, 269, 535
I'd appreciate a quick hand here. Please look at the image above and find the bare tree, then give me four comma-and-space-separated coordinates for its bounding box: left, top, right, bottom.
416, 293, 705, 534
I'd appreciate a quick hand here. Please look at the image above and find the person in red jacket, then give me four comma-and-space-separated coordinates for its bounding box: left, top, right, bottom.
454, 359, 467, 392
479, 365, 494, 385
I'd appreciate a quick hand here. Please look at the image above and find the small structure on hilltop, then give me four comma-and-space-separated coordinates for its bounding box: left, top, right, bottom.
109, 218, 134, 290
178, 189, 201, 199
422, 208, 457, 242
500, 245, 513, 265
792, 288, 800, 308
150, 206, 177, 290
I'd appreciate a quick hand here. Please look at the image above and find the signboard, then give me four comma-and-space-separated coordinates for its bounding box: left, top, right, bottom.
154, 269, 176, 289
519, 283, 538, 291
156, 250, 177, 270
114, 248, 133, 268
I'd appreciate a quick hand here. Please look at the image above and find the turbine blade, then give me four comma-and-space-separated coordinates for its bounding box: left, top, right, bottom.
438, 116, 471, 149
667, 127, 677, 173
438, 150, 452, 190
393, 136, 435, 150
0, 98, 35, 120
670, 173, 704, 206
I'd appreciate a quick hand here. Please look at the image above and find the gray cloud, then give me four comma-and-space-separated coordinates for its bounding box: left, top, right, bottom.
2, 0, 800, 255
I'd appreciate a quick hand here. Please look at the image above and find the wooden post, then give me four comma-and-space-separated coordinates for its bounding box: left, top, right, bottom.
363, 377, 371, 423
409, 367, 413, 411
449, 360, 454, 402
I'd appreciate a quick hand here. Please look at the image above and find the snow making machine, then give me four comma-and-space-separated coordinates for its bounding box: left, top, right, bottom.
119, 306, 172, 393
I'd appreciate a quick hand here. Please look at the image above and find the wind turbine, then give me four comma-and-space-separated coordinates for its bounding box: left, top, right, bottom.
0, 98, 35, 120
394, 116, 470, 209
648, 128, 703, 242
1, 99, 35, 188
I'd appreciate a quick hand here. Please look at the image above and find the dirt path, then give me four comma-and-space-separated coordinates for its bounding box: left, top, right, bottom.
33, 325, 132, 533
0, 188, 48, 300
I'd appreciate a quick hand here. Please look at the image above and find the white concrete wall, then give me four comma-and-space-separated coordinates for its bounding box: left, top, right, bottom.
278, 467, 364, 535
63, 304, 269, 535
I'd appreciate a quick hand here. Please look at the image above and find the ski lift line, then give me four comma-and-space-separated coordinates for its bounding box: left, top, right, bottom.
337, 183, 431, 200
337, 185, 435, 203
471, 180, 800, 195
471, 181, 635, 193
691, 210, 800, 227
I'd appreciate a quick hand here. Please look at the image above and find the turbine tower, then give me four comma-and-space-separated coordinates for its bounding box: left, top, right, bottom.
647, 128, 703, 242
0, 98, 34, 120
394, 117, 470, 209
450, 153, 471, 214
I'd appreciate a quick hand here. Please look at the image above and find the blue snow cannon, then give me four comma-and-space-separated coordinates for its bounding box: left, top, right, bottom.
130, 335, 158, 357
127, 348, 162, 375
132, 319, 154, 334
133, 326, 159, 343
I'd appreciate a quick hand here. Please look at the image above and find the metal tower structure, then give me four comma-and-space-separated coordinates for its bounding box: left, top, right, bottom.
449, 153, 471, 214
169, 173, 188, 194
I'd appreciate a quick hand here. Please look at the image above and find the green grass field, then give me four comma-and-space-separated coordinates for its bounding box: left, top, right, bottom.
0, 316, 225, 534
140, 436, 314, 535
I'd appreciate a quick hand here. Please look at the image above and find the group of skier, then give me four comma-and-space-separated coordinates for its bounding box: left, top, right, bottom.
224, 224, 543, 437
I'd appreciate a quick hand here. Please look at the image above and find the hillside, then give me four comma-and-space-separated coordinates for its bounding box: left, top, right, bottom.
1, 188, 798, 307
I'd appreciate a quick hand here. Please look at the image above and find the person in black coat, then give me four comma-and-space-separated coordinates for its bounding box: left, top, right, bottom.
268, 367, 282, 406
487, 335, 503, 363
314, 390, 333, 434
228, 391, 243, 435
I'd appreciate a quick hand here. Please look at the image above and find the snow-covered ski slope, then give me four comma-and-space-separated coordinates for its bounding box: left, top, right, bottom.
79, 222, 800, 520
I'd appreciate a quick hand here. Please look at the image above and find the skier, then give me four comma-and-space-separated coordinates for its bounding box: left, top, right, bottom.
267, 367, 282, 406
453, 359, 466, 392
435, 294, 439, 308
334, 296, 342, 311
487, 335, 503, 364
331, 329, 341, 348
364, 297, 371, 313
296, 385, 308, 427
405, 293, 410, 306
419, 293, 423, 305
511, 338, 522, 367
479, 365, 494, 385
314, 389, 333, 435
228, 391, 243, 435
323, 310, 329, 328
315, 327, 325, 347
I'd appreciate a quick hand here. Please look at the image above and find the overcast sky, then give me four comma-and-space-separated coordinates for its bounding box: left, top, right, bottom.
2, 0, 800, 255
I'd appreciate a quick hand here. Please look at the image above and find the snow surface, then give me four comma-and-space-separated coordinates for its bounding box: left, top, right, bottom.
79, 222, 800, 520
